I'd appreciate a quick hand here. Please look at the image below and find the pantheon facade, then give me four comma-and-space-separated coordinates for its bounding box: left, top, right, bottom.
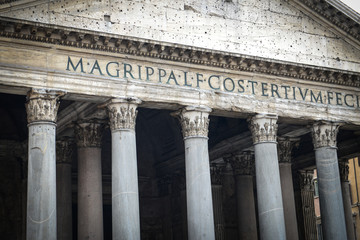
0, 0, 360, 239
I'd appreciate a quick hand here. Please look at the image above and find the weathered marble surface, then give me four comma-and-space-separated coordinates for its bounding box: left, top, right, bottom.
1, 0, 359, 72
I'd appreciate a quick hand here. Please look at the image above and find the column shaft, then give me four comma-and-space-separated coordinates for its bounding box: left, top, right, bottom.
249, 114, 286, 240
75, 120, 105, 240
112, 130, 140, 239
56, 138, 74, 240
235, 175, 257, 240
77, 147, 103, 240
25, 89, 64, 240
228, 152, 257, 240
185, 137, 215, 240
339, 159, 356, 240
106, 98, 141, 240
255, 142, 286, 239
27, 122, 57, 240
312, 122, 347, 240
341, 180, 355, 240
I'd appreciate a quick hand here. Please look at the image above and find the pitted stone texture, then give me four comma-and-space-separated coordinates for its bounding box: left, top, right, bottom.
26, 89, 64, 123
175, 106, 211, 138
1, 0, 360, 72
249, 114, 278, 144
106, 98, 141, 131
311, 122, 340, 149
74, 120, 106, 148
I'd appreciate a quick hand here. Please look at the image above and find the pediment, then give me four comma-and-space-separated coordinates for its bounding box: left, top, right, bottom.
0, 0, 360, 74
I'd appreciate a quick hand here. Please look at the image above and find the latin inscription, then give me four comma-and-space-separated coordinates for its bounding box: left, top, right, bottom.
67, 56, 360, 109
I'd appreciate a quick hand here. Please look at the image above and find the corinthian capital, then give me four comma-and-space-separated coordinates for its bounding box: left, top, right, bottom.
105, 98, 141, 131
311, 122, 340, 149
339, 158, 349, 182
56, 137, 74, 164
173, 106, 211, 138
278, 137, 300, 164
25, 89, 65, 123
248, 114, 278, 144
74, 120, 106, 148
228, 151, 255, 176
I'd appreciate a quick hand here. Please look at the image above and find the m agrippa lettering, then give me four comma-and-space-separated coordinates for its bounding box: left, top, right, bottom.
66, 56, 360, 109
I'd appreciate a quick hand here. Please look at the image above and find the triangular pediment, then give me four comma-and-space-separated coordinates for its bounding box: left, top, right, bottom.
0, 0, 360, 73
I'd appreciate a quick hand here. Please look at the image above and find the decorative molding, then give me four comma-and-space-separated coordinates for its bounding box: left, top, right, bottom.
298, 170, 314, 191
339, 158, 349, 182
25, 89, 65, 123
174, 106, 211, 139
56, 137, 74, 164
211, 163, 224, 185
105, 98, 141, 131
311, 122, 340, 149
278, 137, 300, 164
0, 19, 359, 88
248, 114, 278, 144
74, 120, 106, 148
286, 0, 360, 42
227, 151, 255, 176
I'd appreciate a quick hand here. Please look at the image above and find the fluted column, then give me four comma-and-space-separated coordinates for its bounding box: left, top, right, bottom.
106, 98, 141, 240
278, 137, 299, 240
75, 119, 105, 240
56, 137, 74, 240
248, 114, 286, 240
228, 151, 258, 240
311, 122, 347, 239
211, 164, 225, 240
339, 158, 356, 240
25, 89, 64, 240
175, 106, 215, 240
298, 170, 317, 240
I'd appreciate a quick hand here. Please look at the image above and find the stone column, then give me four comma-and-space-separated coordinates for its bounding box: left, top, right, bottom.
211, 164, 225, 240
74, 119, 105, 240
25, 89, 64, 240
248, 114, 286, 240
339, 158, 356, 240
106, 98, 141, 240
298, 170, 317, 240
175, 106, 215, 240
278, 137, 299, 240
228, 152, 258, 240
56, 137, 74, 240
311, 122, 347, 239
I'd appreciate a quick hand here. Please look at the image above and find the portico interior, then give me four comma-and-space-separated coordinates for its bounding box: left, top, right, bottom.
1, 91, 359, 240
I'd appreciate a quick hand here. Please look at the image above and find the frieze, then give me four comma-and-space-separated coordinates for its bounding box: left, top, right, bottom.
0, 19, 359, 88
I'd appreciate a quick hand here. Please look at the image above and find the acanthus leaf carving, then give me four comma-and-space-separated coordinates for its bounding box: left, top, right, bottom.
311, 122, 340, 149
248, 114, 278, 144
105, 98, 141, 131
26, 89, 65, 123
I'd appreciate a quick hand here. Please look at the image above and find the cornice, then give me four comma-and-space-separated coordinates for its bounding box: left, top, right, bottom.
0, 18, 359, 88
287, 0, 360, 42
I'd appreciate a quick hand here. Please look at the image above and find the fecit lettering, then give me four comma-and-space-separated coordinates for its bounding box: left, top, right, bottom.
65, 56, 360, 109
